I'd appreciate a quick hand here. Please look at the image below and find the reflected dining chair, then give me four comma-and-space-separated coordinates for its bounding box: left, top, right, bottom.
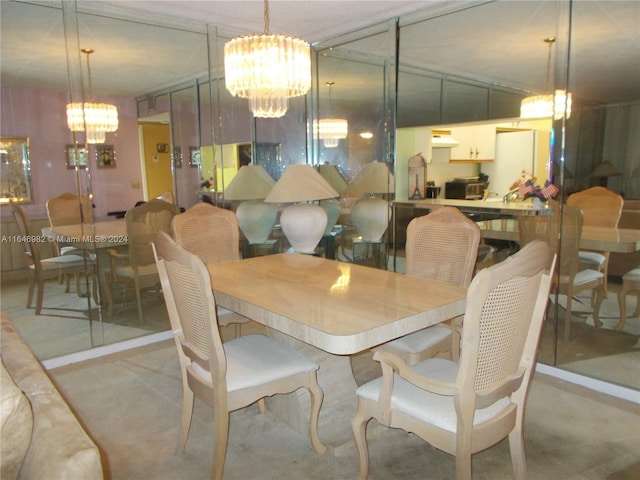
11, 204, 97, 314
519, 203, 604, 342
352, 241, 555, 480
46, 192, 94, 287
374, 207, 481, 364
567, 186, 623, 299
617, 267, 640, 332
171, 202, 250, 334
104, 199, 180, 324
152, 232, 326, 480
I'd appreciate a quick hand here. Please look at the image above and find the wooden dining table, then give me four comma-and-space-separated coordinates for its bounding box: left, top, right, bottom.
476, 218, 640, 253
207, 253, 467, 452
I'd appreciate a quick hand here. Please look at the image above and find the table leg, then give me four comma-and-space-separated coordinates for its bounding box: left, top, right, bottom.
265, 330, 381, 456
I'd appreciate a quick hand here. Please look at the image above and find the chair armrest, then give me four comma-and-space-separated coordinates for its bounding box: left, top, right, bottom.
373, 350, 459, 396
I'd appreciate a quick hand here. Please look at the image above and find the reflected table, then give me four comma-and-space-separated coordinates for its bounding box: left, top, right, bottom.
207, 253, 466, 452
476, 219, 640, 253
42, 220, 128, 304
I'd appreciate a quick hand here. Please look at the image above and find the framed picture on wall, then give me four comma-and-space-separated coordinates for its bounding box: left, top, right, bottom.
172, 146, 182, 168
96, 145, 116, 168
65, 144, 88, 169
189, 146, 201, 167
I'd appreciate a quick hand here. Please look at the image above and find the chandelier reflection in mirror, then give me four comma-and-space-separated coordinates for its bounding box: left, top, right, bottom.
520, 37, 572, 120
314, 82, 348, 148
224, 0, 311, 118
66, 49, 118, 144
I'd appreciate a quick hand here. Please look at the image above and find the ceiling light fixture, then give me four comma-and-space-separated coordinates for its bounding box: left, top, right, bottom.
314, 82, 348, 148
520, 37, 572, 120
224, 0, 311, 118
66, 49, 118, 144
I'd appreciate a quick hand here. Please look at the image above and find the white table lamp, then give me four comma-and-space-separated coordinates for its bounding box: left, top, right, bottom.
343, 161, 395, 241
224, 165, 277, 244
265, 164, 339, 253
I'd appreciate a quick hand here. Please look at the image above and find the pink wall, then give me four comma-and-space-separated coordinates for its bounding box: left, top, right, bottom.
1, 86, 143, 221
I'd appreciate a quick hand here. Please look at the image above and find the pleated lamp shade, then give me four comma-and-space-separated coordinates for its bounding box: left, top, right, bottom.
265, 164, 339, 253
224, 165, 277, 244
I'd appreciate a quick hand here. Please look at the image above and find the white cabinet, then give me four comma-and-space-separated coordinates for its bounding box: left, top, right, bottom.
449, 124, 496, 162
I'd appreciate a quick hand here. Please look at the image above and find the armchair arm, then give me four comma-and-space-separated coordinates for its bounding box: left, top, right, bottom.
373, 350, 459, 397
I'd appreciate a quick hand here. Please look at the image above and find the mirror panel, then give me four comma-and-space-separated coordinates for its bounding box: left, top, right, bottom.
0, 137, 32, 204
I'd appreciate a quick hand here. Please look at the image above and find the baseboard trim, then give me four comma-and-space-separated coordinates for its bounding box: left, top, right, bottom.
536, 363, 640, 404
42, 330, 173, 370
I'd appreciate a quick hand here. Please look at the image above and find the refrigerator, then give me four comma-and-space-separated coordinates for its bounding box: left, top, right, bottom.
481, 130, 551, 198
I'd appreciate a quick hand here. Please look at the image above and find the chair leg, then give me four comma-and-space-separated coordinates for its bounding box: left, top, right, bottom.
564, 294, 573, 342
307, 373, 327, 455
26, 272, 35, 309
176, 383, 194, 454
616, 287, 627, 332
592, 287, 603, 329
134, 276, 144, 326
212, 409, 230, 480
454, 446, 473, 480
508, 424, 528, 479
35, 277, 45, 315
104, 273, 115, 315
351, 402, 371, 480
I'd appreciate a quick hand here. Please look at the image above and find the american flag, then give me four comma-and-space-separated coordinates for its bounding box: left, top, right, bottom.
518, 181, 535, 197
539, 181, 559, 199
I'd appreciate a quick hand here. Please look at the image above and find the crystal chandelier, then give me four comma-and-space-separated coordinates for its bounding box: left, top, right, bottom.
66, 49, 118, 144
314, 82, 348, 147
520, 37, 572, 120
224, 0, 311, 118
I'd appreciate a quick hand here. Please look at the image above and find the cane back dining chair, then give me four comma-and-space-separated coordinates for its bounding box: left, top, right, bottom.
46, 192, 94, 286
11, 204, 97, 314
152, 232, 326, 479
171, 202, 251, 333
374, 207, 481, 364
104, 199, 180, 324
352, 240, 555, 480
567, 186, 623, 299
519, 202, 604, 342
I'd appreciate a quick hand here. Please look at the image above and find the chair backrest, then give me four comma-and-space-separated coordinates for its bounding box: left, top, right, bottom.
518, 202, 581, 282
171, 202, 240, 265
405, 206, 481, 287
46, 192, 93, 226
153, 231, 226, 388
566, 186, 623, 227
457, 240, 554, 414
11, 204, 40, 270
126, 199, 180, 268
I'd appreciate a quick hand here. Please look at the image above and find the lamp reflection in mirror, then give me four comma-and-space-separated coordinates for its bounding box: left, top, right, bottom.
343, 161, 395, 242
317, 164, 348, 234
224, 165, 277, 244
590, 161, 622, 187
264, 164, 339, 253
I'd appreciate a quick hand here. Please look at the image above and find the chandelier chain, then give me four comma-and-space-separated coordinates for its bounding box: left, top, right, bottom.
263, 0, 269, 35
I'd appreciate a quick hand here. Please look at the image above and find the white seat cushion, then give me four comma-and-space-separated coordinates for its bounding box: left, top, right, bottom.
573, 268, 604, 287
191, 334, 318, 391
578, 251, 606, 267
382, 324, 452, 354
38, 255, 92, 271
114, 263, 157, 278
356, 357, 510, 433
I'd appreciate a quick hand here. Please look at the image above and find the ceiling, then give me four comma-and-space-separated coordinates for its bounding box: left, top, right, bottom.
1, 1, 639, 113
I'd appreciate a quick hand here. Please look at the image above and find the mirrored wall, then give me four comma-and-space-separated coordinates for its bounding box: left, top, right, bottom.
1, 0, 638, 394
